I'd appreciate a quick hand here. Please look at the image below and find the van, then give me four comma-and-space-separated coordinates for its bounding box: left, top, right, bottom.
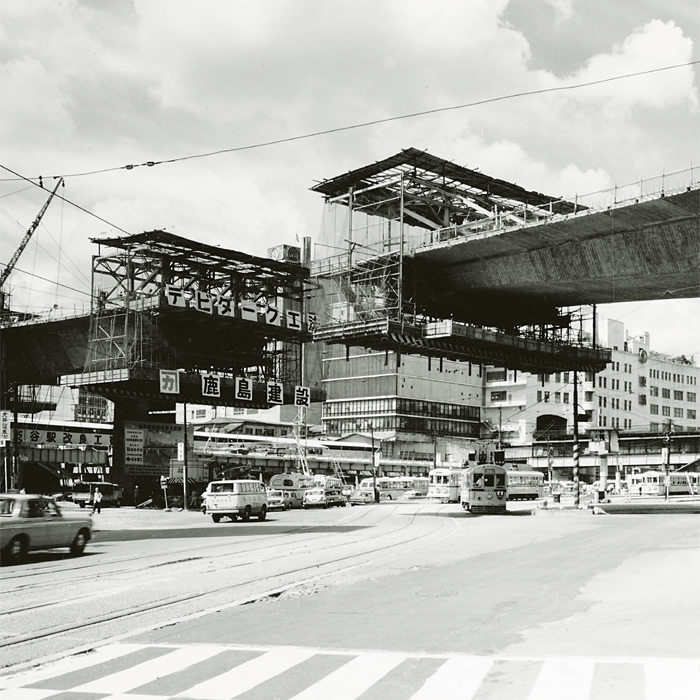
72, 482, 123, 509
205, 479, 268, 523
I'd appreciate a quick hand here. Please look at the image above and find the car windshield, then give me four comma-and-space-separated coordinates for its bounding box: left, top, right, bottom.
307, 489, 324, 495
269, 490, 282, 497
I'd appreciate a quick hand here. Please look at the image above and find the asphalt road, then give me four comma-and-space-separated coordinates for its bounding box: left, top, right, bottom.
1, 501, 698, 698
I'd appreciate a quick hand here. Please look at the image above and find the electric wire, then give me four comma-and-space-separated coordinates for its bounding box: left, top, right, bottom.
0, 60, 697, 183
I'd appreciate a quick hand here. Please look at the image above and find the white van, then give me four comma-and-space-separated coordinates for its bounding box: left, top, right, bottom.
205, 480, 268, 523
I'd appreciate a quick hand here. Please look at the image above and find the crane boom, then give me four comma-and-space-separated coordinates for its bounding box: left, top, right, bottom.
0, 177, 64, 291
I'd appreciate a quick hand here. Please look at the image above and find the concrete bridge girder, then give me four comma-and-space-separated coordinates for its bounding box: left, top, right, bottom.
410, 188, 700, 322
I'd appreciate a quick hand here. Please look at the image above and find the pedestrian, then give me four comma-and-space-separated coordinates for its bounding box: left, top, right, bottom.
92, 487, 103, 514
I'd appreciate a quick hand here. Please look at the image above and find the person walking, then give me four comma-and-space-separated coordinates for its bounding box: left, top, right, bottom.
92, 487, 103, 514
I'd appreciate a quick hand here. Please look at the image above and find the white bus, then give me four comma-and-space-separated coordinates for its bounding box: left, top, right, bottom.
356, 477, 416, 501
72, 482, 123, 509
268, 473, 315, 508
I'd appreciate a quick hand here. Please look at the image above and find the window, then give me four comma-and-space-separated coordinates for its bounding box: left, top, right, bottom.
490, 391, 507, 402
674, 390, 684, 401
563, 393, 570, 404
674, 408, 683, 418
662, 388, 671, 399
688, 392, 697, 403
639, 394, 647, 405
486, 370, 506, 382
639, 376, 646, 387
650, 404, 659, 415
585, 391, 594, 402
662, 406, 670, 417
688, 409, 697, 420
650, 386, 658, 397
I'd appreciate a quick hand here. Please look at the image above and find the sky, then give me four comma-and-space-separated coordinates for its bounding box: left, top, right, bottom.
1, 0, 698, 360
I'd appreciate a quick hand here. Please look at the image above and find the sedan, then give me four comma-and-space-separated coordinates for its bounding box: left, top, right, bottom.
0, 494, 93, 565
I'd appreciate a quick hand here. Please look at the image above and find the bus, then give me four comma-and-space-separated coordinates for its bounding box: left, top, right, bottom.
460, 464, 508, 514
268, 473, 315, 508
411, 476, 429, 497
72, 481, 123, 509
506, 470, 545, 500
356, 476, 416, 501
428, 468, 463, 503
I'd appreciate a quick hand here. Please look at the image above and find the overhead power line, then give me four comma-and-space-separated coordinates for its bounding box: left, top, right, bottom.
1, 60, 697, 183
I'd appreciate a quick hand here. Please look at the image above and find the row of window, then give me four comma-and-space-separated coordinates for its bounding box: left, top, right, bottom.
323, 398, 480, 421
649, 369, 697, 384
648, 387, 696, 401
324, 417, 480, 438
649, 405, 696, 419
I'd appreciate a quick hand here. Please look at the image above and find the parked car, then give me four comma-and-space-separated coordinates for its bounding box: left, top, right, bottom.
303, 487, 346, 509
267, 489, 292, 511
0, 494, 93, 565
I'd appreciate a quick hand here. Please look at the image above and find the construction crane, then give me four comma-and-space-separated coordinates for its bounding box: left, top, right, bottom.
0, 177, 64, 313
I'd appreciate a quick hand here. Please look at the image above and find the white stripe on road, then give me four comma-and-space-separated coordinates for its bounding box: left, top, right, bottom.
408, 656, 493, 699
528, 659, 594, 700
73, 646, 221, 694
0, 643, 145, 689
645, 659, 700, 700
177, 648, 315, 699
287, 652, 406, 700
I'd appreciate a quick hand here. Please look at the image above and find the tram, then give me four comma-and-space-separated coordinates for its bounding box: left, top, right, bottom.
626, 470, 698, 497
428, 467, 463, 503
460, 464, 508, 514
506, 469, 545, 500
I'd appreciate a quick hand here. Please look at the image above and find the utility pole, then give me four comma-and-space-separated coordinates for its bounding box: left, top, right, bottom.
573, 370, 580, 507
182, 403, 188, 511
663, 424, 672, 502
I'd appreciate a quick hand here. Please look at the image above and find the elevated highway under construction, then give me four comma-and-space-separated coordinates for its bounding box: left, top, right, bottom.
1, 149, 697, 397
310, 148, 698, 373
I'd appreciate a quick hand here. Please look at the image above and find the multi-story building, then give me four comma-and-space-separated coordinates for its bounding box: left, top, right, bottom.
482, 317, 699, 479
483, 318, 699, 444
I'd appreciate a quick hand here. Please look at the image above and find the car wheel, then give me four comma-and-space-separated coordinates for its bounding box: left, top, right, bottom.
115, 501, 121, 508
211, 514, 221, 523
285, 502, 291, 510
258, 504, 267, 521
78, 502, 85, 508
2, 535, 28, 565
242, 505, 251, 521
70, 529, 89, 556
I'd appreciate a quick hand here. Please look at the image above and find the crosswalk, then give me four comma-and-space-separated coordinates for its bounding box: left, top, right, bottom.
0, 642, 698, 700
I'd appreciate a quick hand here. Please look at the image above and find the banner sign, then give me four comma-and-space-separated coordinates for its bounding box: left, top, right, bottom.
163, 284, 312, 332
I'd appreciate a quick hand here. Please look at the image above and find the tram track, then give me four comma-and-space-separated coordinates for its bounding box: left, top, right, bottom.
0, 500, 390, 589
1, 503, 460, 660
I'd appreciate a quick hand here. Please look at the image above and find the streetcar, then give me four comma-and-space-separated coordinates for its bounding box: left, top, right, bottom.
460, 464, 508, 514
626, 470, 698, 497
428, 467, 463, 503
506, 469, 545, 500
